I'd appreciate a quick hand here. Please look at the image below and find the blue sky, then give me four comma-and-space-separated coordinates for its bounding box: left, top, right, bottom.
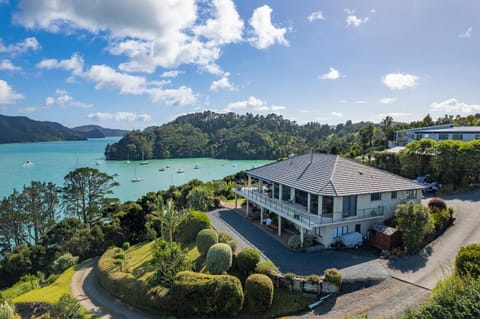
0, 0, 478, 129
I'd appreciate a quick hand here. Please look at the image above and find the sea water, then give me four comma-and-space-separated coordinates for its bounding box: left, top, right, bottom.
0, 137, 272, 202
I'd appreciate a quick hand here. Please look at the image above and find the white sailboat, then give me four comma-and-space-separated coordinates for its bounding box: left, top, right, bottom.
139, 151, 149, 165
131, 166, 143, 182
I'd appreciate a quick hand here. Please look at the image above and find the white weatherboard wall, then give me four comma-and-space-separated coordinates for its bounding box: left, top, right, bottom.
316, 219, 381, 247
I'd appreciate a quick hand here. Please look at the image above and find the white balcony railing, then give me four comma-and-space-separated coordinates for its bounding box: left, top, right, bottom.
234, 188, 385, 229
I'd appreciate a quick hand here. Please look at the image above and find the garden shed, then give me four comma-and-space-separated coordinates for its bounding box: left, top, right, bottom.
368, 223, 402, 250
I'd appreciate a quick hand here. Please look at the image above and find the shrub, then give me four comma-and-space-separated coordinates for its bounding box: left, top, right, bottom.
196, 229, 218, 257
255, 260, 279, 277
206, 243, 232, 274
177, 211, 210, 244
152, 239, 192, 287
324, 268, 342, 287
284, 272, 295, 282
455, 243, 480, 278
428, 198, 447, 211
50, 253, 79, 274
306, 274, 321, 284
46, 274, 59, 285
50, 294, 82, 319
122, 242, 131, 250
227, 240, 238, 254
395, 201, 434, 252
237, 248, 261, 275
170, 271, 243, 316
431, 207, 454, 230
245, 274, 274, 313
218, 231, 233, 243
0, 301, 15, 319
114, 252, 126, 260
287, 234, 302, 249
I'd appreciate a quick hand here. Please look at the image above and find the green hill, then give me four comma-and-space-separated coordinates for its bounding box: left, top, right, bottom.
72, 125, 128, 138
0, 115, 85, 143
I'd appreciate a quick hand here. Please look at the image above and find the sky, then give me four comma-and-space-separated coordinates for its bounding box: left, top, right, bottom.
0, 0, 479, 129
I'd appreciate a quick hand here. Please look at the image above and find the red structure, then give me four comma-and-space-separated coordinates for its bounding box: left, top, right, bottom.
368, 223, 402, 250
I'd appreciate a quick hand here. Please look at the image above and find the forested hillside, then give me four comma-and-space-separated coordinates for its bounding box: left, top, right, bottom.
104, 111, 389, 160
72, 125, 128, 138
0, 115, 85, 143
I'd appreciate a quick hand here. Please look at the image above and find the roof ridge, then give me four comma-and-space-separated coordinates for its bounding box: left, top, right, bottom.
317, 155, 339, 196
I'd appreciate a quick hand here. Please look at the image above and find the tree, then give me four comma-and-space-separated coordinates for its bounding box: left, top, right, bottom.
62, 168, 118, 227
158, 199, 185, 243
152, 239, 192, 287
395, 201, 433, 252
186, 186, 214, 211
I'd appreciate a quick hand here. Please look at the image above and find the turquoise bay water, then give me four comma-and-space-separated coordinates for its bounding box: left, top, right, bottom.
0, 138, 272, 202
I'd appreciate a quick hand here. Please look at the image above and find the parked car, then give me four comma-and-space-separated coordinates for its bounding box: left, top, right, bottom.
339, 232, 363, 248
412, 174, 442, 193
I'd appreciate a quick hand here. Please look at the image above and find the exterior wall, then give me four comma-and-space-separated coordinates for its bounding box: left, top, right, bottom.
316, 219, 380, 247
333, 197, 343, 220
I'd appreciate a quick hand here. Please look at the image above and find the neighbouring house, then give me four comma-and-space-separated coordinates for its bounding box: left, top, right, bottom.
394, 124, 480, 146
233, 152, 425, 247
368, 223, 402, 251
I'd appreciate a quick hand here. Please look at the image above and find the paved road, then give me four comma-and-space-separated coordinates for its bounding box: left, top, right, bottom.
71, 260, 156, 319
209, 209, 389, 282
384, 189, 480, 289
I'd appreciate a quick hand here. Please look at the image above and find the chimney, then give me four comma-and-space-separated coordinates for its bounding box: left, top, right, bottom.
310, 148, 314, 163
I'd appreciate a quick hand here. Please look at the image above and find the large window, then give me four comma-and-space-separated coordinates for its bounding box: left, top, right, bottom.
391, 191, 397, 199
343, 195, 357, 217
322, 196, 334, 215
452, 134, 463, 140
333, 226, 348, 238
407, 190, 417, 199
438, 134, 448, 140
371, 193, 381, 201
475, 134, 480, 140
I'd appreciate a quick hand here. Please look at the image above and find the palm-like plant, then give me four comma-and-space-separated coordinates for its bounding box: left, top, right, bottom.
158, 198, 185, 243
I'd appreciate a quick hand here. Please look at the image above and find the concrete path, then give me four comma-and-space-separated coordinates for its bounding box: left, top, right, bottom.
384, 189, 480, 289
209, 209, 389, 281
71, 260, 156, 319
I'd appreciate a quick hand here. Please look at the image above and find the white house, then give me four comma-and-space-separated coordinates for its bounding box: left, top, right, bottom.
233, 152, 425, 247
394, 124, 480, 146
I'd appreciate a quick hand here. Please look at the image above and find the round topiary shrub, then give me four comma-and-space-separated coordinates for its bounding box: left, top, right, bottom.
218, 231, 233, 243
50, 253, 79, 274
455, 243, 480, 278
122, 242, 131, 250
428, 197, 447, 211
0, 301, 15, 319
324, 268, 342, 287
237, 248, 261, 275
206, 243, 232, 274
255, 261, 279, 276
245, 274, 274, 313
177, 211, 211, 244
196, 229, 218, 257
287, 234, 302, 249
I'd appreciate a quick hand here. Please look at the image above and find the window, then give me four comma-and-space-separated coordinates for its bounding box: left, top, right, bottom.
343, 195, 357, 217
391, 191, 397, 199
371, 193, 381, 201
415, 134, 423, 140
355, 224, 361, 233
406, 190, 417, 199
438, 134, 448, 140
475, 134, 480, 140
452, 134, 463, 140
333, 226, 348, 238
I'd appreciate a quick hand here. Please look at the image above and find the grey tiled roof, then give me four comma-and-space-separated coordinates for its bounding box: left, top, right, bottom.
416, 126, 480, 134
247, 153, 425, 197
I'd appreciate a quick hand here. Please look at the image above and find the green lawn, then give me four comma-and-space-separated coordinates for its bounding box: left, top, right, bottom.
264, 288, 314, 318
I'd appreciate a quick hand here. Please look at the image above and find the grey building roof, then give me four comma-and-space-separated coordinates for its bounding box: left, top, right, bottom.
247, 153, 425, 197
415, 126, 480, 134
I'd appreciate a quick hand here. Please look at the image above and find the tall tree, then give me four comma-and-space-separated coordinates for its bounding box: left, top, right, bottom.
158, 199, 185, 243
62, 167, 118, 227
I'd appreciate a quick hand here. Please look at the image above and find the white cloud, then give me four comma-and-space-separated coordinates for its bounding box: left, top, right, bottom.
307, 11, 324, 22
194, 0, 243, 45
248, 5, 289, 49
36, 53, 84, 77
382, 73, 419, 90
0, 59, 21, 71
331, 112, 344, 118
17, 106, 38, 114
161, 70, 183, 78
147, 86, 196, 106
0, 37, 40, 55
0, 80, 24, 104
225, 96, 285, 113
379, 97, 396, 104
44, 88, 93, 108
459, 26, 472, 38
87, 112, 152, 122
345, 9, 369, 27
430, 98, 480, 113
210, 72, 235, 91
319, 67, 340, 80
84, 64, 146, 95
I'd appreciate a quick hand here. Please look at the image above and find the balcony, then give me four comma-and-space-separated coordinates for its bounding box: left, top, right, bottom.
234, 187, 385, 229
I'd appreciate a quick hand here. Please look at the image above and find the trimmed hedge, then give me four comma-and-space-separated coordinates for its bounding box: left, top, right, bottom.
206, 243, 232, 275
287, 235, 302, 249
170, 271, 244, 316
245, 274, 274, 313
455, 243, 480, 278
255, 260, 279, 276
177, 211, 210, 244
236, 248, 260, 275
0, 301, 15, 319
196, 229, 218, 257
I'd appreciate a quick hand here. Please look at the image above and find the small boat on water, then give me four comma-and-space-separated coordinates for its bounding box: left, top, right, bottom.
131, 176, 144, 182
96, 160, 104, 165
23, 160, 33, 167
232, 164, 237, 167
194, 165, 199, 169
177, 168, 184, 174
113, 173, 120, 177
159, 167, 166, 172
139, 151, 149, 165
166, 165, 170, 168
